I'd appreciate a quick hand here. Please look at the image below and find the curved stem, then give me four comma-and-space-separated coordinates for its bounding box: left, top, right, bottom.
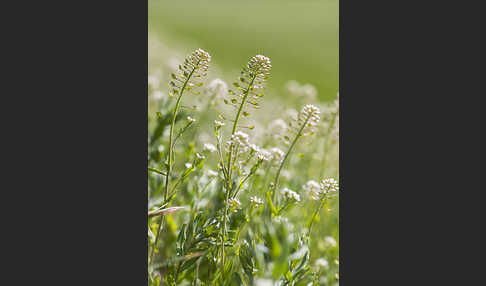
149, 63, 198, 269
220, 73, 256, 279
272, 116, 310, 203
308, 200, 325, 238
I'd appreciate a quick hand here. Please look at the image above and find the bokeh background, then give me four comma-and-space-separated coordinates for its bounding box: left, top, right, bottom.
149, 0, 338, 102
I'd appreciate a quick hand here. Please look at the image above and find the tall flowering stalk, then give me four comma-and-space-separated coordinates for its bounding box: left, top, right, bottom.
307, 178, 339, 237
218, 55, 271, 279
149, 49, 210, 266
270, 105, 321, 207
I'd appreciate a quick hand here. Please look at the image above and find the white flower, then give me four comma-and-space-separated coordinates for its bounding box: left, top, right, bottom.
269, 147, 284, 165
206, 169, 218, 178
315, 258, 329, 269
203, 143, 217, 153
188, 48, 211, 72
187, 116, 196, 123
320, 178, 339, 195
248, 55, 272, 76
214, 120, 225, 128
196, 153, 205, 160
231, 131, 250, 151
227, 198, 241, 212
250, 196, 264, 206
303, 180, 321, 200
298, 104, 321, 134
208, 78, 227, 97
269, 119, 287, 135
324, 236, 337, 247
281, 187, 301, 202
185, 163, 192, 169
256, 148, 270, 162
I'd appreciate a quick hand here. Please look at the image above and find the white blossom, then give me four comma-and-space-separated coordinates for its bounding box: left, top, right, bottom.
315, 258, 329, 269
250, 196, 264, 206
281, 187, 301, 202
203, 143, 217, 153
206, 169, 218, 178
298, 104, 321, 135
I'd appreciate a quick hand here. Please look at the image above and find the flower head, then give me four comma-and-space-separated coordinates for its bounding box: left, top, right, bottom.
269, 147, 284, 165
281, 187, 301, 202
206, 169, 218, 178
214, 120, 225, 128
310, 178, 339, 200
315, 258, 329, 269
230, 131, 250, 151
203, 143, 217, 153
298, 104, 321, 135
169, 48, 211, 97
250, 196, 264, 207
320, 178, 339, 195
188, 48, 211, 72
303, 180, 321, 200
227, 198, 241, 212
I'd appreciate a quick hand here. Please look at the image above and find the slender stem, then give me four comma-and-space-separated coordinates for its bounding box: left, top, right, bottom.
308, 200, 325, 238
226, 74, 257, 183
220, 73, 257, 279
272, 116, 310, 203
149, 63, 198, 269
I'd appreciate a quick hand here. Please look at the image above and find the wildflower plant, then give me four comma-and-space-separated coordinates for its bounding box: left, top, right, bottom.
148, 46, 339, 285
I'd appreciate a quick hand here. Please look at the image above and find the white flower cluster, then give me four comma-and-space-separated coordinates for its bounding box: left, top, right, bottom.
306, 178, 339, 200
249, 144, 270, 162
188, 48, 211, 72
230, 131, 250, 151
187, 116, 196, 123
315, 258, 329, 269
203, 143, 217, 153
269, 147, 284, 165
227, 198, 241, 212
298, 104, 321, 135
250, 196, 264, 206
206, 169, 218, 178
303, 180, 320, 197
214, 120, 225, 128
248, 55, 272, 76
320, 178, 339, 194
281, 187, 301, 202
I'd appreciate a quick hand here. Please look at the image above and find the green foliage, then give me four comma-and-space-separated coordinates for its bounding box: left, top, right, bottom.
148, 42, 339, 285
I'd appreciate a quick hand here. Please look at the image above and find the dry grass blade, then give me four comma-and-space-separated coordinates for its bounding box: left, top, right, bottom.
148, 206, 187, 218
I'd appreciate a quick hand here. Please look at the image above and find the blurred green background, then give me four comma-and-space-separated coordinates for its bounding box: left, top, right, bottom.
148, 0, 338, 101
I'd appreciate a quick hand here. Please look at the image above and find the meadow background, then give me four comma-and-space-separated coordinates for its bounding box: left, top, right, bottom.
148, 0, 339, 284
148, 0, 338, 101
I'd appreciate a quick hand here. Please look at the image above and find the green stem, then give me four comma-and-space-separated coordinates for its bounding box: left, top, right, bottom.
149, 63, 198, 269
220, 73, 257, 279
272, 116, 310, 204
308, 200, 325, 238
